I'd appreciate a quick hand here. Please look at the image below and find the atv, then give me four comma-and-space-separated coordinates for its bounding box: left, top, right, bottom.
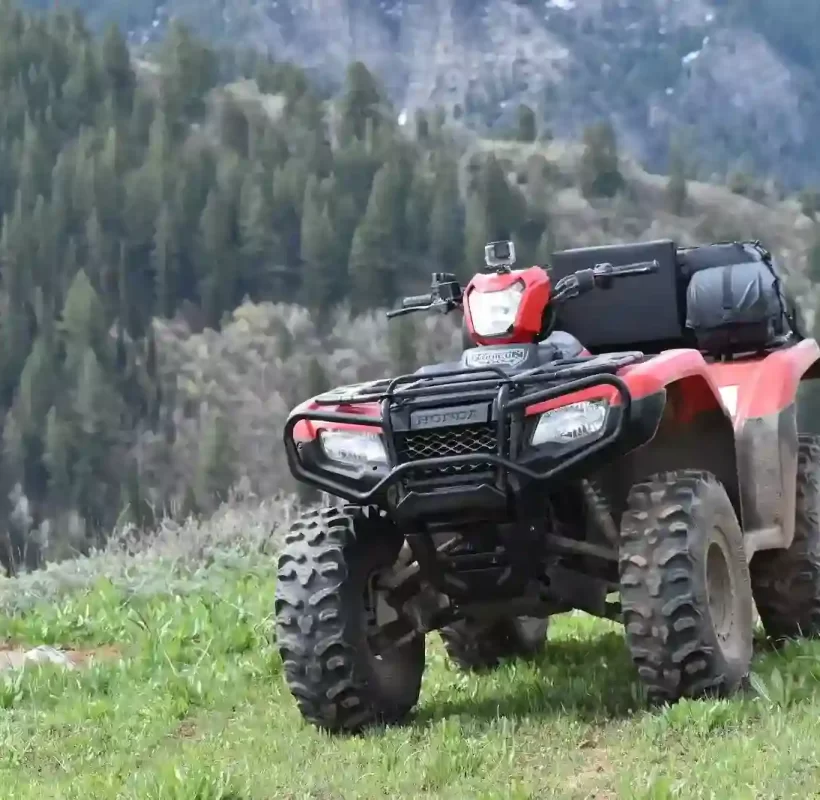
274, 237, 820, 733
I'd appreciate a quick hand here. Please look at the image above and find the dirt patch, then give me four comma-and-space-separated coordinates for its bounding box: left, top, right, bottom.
0, 644, 122, 671
175, 719, 198, 739
567, 745, 617, 799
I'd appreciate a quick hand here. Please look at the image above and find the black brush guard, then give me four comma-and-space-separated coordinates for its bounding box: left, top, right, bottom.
283, 353, 645, 507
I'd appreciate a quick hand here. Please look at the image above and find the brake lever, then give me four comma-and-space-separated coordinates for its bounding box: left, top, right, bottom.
386, 299, 456, 319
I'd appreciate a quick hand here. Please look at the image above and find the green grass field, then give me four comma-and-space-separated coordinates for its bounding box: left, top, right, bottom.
1, 546, 820, 800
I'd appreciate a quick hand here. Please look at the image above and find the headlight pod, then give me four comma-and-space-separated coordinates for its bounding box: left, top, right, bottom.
531, 400, 609, 446
467, 281, 525, 337
319, 430, 388, 466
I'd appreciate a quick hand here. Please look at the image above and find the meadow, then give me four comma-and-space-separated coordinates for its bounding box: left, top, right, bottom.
1, 502, 819, 800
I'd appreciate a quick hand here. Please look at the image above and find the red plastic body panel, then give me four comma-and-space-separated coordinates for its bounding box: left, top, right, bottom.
462, 267, 551, 346
291, 398, 381, 443
703, 339, 820, 420
525, 349, 727, 417
291, 341, 820, 444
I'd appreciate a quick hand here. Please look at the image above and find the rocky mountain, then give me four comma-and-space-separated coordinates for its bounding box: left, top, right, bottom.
27, 0, 820, 186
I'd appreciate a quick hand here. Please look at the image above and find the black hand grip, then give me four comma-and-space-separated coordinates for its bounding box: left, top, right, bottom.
402, 294, 433, 308
606, 260, 659, 276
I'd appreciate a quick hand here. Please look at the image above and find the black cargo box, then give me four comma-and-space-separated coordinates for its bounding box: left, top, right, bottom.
549, 239, 686, 354
549, 239, 799, 356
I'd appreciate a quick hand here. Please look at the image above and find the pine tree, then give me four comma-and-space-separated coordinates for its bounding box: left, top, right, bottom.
124, 162, 163, 253
536, 226, 558, 265
405, 166, 432, 255
193, 412, 237, 512
579, 121, 624, 199
198, 187, 234, 325
517, 104, 537, 143
70, 347, 125, 527
808, 227, 820, 284
121, 463, 153, 529
388, 315, 417, 374
464, 194, 490, 273
414, 109, 429, 142
100, 23, 134, 116
158, 20, 218, 124
338, 61, 384, 144
463, 155, 525, 269
300, 180, 340, 311
17, 336, 56, 434
429, 156, 464, 272
348, 162, 402, 310
60, 269, 108, 371
305, 357, 330, 399
152, 204, 178, 318
43, 406, 72, 510
666, 139, 689, 215
238, 170, 276, 290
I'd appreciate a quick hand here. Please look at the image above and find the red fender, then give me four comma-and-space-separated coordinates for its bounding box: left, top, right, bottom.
705, 339, 820, 422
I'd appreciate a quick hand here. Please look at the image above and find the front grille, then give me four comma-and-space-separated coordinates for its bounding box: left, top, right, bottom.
395, 422, 500, 479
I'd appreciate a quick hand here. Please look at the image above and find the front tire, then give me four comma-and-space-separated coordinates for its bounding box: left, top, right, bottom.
440, 616, 549, 672
619, 470, 753, 704
274, 506, 425, 733
750, 434, 820, 642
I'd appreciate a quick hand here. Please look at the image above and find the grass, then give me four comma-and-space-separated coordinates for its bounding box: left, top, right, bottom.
2, 538, 820, 800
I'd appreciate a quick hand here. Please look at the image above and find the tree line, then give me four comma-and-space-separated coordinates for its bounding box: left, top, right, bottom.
0, 0, 643, 572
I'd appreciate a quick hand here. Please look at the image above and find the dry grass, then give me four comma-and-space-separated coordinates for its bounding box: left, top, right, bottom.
0, 496, 299, 615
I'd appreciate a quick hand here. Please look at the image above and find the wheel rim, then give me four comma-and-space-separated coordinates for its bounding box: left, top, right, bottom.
706, 538, 735, 647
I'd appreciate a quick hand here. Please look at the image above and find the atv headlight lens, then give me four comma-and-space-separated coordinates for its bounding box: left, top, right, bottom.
319, 430, 388, 466
467, 281, 525, 337
531, 400, 609, 446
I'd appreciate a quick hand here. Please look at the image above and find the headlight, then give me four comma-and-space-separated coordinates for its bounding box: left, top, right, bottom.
319, 430, 388, 466
467, 281, 525, 337
531, 400, 609, 446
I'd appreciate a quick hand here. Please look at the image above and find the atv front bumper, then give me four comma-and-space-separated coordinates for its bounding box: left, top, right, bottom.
284, 357, 666, 520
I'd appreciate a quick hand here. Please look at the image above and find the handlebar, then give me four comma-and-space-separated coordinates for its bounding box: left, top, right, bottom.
388, 274, 463, 319
601, 260, 658, 277
552, 258, 659, 302
386, 258, 659, 319
402, 294, 433, 308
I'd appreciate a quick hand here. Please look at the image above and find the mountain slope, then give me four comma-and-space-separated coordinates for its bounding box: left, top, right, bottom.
81, 0, 820, 187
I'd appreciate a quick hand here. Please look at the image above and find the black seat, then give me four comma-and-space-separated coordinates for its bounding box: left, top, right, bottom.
414, 332, 584, 378
541, 330, 585, 360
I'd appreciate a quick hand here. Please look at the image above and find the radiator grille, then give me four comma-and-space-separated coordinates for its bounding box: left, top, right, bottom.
395, 423, 499, 478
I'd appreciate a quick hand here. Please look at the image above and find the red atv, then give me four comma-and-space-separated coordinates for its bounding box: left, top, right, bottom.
274, 237, 820, 733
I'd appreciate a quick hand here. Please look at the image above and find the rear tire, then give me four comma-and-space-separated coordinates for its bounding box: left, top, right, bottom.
440, 616, 549, 672
619, 470, 753, 703
274, 506, 425, 733
750, 434, 820, 642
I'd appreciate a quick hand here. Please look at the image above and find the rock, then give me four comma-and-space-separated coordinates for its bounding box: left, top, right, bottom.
23, 645, 76, 668
0, 644, 121, 671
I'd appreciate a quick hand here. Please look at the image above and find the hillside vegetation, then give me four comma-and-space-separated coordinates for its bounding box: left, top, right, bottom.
41, 0, 820, 186
0, 0, 819, 573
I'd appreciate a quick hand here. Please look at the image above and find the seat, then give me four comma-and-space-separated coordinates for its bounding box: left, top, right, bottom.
414, 331, 585, 378
541, 330, 585, 360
